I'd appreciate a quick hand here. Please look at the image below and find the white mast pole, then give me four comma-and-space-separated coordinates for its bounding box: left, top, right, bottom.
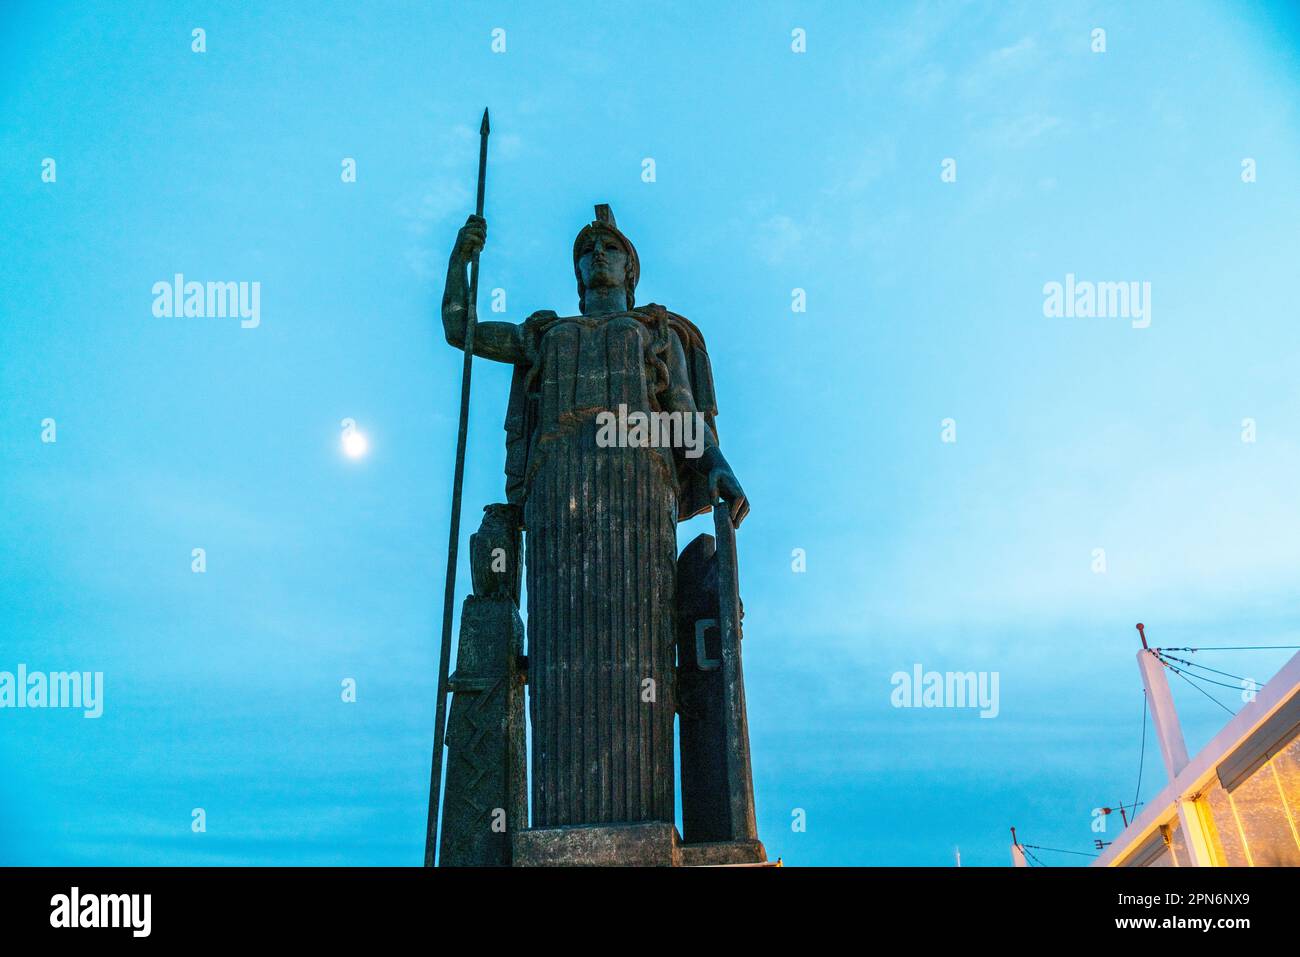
1133, 623, 1215, 866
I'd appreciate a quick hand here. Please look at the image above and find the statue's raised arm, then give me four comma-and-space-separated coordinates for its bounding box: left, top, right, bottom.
442, 214, 527, 364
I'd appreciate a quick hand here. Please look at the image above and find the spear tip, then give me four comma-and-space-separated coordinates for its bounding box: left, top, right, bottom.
480, 108, 490, 136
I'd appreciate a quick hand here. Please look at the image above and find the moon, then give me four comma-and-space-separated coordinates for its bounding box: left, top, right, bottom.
343, 430, 369, 459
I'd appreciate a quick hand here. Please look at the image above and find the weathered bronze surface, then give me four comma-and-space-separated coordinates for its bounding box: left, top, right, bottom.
513, 822, 681, 868
676, 533, 731, 842
436, 200, 762, 865
469, 502, 522, 603
438, 506, 527, 866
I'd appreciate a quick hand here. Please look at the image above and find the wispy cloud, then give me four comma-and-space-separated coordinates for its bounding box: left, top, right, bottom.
752, 214, 804, 267
397, 178, 470, 279
976, 111, 1062, 149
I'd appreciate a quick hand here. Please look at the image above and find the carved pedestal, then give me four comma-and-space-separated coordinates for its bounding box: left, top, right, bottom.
438, 595, 526, 866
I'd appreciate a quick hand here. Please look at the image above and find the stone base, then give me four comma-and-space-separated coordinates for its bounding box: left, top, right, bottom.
679, 839, 768, 867
511, 823, 770, 867
513, 822, 681, 867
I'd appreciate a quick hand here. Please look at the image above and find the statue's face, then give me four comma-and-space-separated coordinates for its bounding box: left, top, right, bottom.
577, 230, 629, 292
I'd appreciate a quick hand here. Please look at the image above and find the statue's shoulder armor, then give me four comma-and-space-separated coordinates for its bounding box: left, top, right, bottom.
632, 303, 719, 523
522, 308, 559, 333
633, 304, 717, 431
635, 303, 709, 355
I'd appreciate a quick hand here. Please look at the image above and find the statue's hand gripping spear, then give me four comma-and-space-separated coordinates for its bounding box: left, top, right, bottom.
424, 108, 489, 867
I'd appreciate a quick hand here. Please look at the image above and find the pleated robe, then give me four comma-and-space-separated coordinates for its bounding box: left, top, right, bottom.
521, 313, 679, 827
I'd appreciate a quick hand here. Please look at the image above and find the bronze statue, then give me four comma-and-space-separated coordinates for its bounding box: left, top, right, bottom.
429, 134, 763, 865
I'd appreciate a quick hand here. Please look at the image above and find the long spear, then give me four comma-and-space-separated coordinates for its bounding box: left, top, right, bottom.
425, 107, 489, 867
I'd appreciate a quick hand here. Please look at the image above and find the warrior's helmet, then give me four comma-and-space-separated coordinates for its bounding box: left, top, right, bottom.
573, 204, 640, 313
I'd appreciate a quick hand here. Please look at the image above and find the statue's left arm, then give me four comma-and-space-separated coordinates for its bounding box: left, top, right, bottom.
664, 332, 750, 527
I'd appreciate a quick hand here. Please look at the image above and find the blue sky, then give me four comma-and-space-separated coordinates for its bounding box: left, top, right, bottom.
3, 0, 1300, 866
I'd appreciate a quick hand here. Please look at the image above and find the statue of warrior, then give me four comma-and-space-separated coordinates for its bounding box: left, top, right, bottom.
441, 205, 749, 830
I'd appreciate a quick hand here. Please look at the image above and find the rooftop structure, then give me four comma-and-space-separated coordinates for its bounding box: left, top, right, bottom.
1015, 628, 1300, 867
